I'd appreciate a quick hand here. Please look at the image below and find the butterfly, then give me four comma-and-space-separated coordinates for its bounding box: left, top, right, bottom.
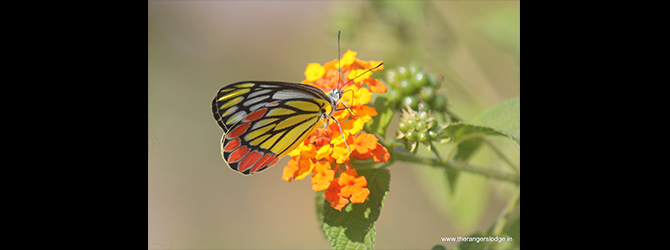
212, 81, 347, 175
212, 32, 382, 175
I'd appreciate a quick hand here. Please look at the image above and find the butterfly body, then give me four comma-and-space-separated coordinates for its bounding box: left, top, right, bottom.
212, 81, 340, 175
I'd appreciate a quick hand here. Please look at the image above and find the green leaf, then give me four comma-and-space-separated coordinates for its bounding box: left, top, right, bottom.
365, 96, 395, 138
472, 97, 520, 146
316, 190, 326, 235
443, 96, 519, 146
319, 168, 390, 250
443, 122, 514, 146
431, 245, 447, 250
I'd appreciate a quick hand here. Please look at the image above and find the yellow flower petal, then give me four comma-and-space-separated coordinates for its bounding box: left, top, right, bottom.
340, 50, 357, 67
316, 144, 333, 160
348, 119, 365, 135
355, 86, 372, 105
347, 69, 372, 81
332, 145, 351, 164
368, 60, 384, 71
288, 144, 303, 157
305, 63, 325, 82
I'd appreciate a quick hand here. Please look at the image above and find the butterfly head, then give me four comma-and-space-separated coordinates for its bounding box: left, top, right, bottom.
322, 88, 342, 119
327, 88, 342, 103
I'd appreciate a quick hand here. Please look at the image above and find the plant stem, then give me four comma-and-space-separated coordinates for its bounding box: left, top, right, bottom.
428, 141, 444, 163
491, 185, 520, 236
443, 142, 456, 164
394, 152, 520, 184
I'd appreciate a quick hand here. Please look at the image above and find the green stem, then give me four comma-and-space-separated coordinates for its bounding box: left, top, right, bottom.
491, 185, 520, 236
443, 142, 457, 163
428, 141, 444, 163
394, 152, 520, 184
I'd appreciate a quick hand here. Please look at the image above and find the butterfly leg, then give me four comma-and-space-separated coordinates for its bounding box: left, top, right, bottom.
330, 117, 351, 154
335, 94, 360, 119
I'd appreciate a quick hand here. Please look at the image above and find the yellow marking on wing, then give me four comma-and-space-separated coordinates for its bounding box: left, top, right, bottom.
275, 114, 318, 131
218, 88, 250, 102
219, 96, 243, 110
266, 107, 295, 117
274, 117, 324, 157
284, 100, 321, 112
249, 134, 271, 146
246, 124, 274, 141
270, 133, 295, 157
260, 132, 285, 151
236, 83, 255, 88
319, 99, 333, 113
219, 106, 237, 118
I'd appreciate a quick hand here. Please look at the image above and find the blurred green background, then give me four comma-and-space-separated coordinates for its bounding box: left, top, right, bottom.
149, 1, 519, 249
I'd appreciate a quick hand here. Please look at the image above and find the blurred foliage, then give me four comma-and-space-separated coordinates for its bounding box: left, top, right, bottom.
322, 1, 520, 248
326, 1, 519, 109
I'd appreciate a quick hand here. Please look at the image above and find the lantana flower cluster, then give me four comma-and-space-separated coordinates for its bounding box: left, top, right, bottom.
281, 50, 391, 211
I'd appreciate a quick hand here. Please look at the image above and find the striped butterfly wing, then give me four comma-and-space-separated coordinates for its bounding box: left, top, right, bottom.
212, 81, 334, 175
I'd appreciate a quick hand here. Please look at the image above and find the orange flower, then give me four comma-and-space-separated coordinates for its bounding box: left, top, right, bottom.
364, 78, 387, 93
350, 133, 391, 163
283, 50, 389, 211
324, 169, 370, 211
312, 161, 334, 191
281, 157, 315, 182
371, 143, 391, 163
325, 180, 349, 211
338, 169, 369, 203
352, 133, 378, 155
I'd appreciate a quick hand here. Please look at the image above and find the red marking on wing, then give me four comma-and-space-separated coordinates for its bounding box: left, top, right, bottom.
228, 146, 249, 163
238, 151, 263, 172
224, 138, 241, 152
244, 108, 267, 122
268, 157, 279, 167
268, 101, 280, 106
250, 153, 275, 173
227, 122, 250, 139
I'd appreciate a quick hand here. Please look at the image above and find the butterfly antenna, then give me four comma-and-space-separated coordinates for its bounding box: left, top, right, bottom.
331, 31, 351, 154
338, 62, 384, 92
337, 31, 344, 89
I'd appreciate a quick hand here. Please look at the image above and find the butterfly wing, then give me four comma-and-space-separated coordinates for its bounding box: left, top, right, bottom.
212, 81, 334, 175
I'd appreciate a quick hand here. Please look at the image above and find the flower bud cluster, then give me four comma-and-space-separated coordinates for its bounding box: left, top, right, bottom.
395, 105, 444, 153
385, 62, 447, 112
